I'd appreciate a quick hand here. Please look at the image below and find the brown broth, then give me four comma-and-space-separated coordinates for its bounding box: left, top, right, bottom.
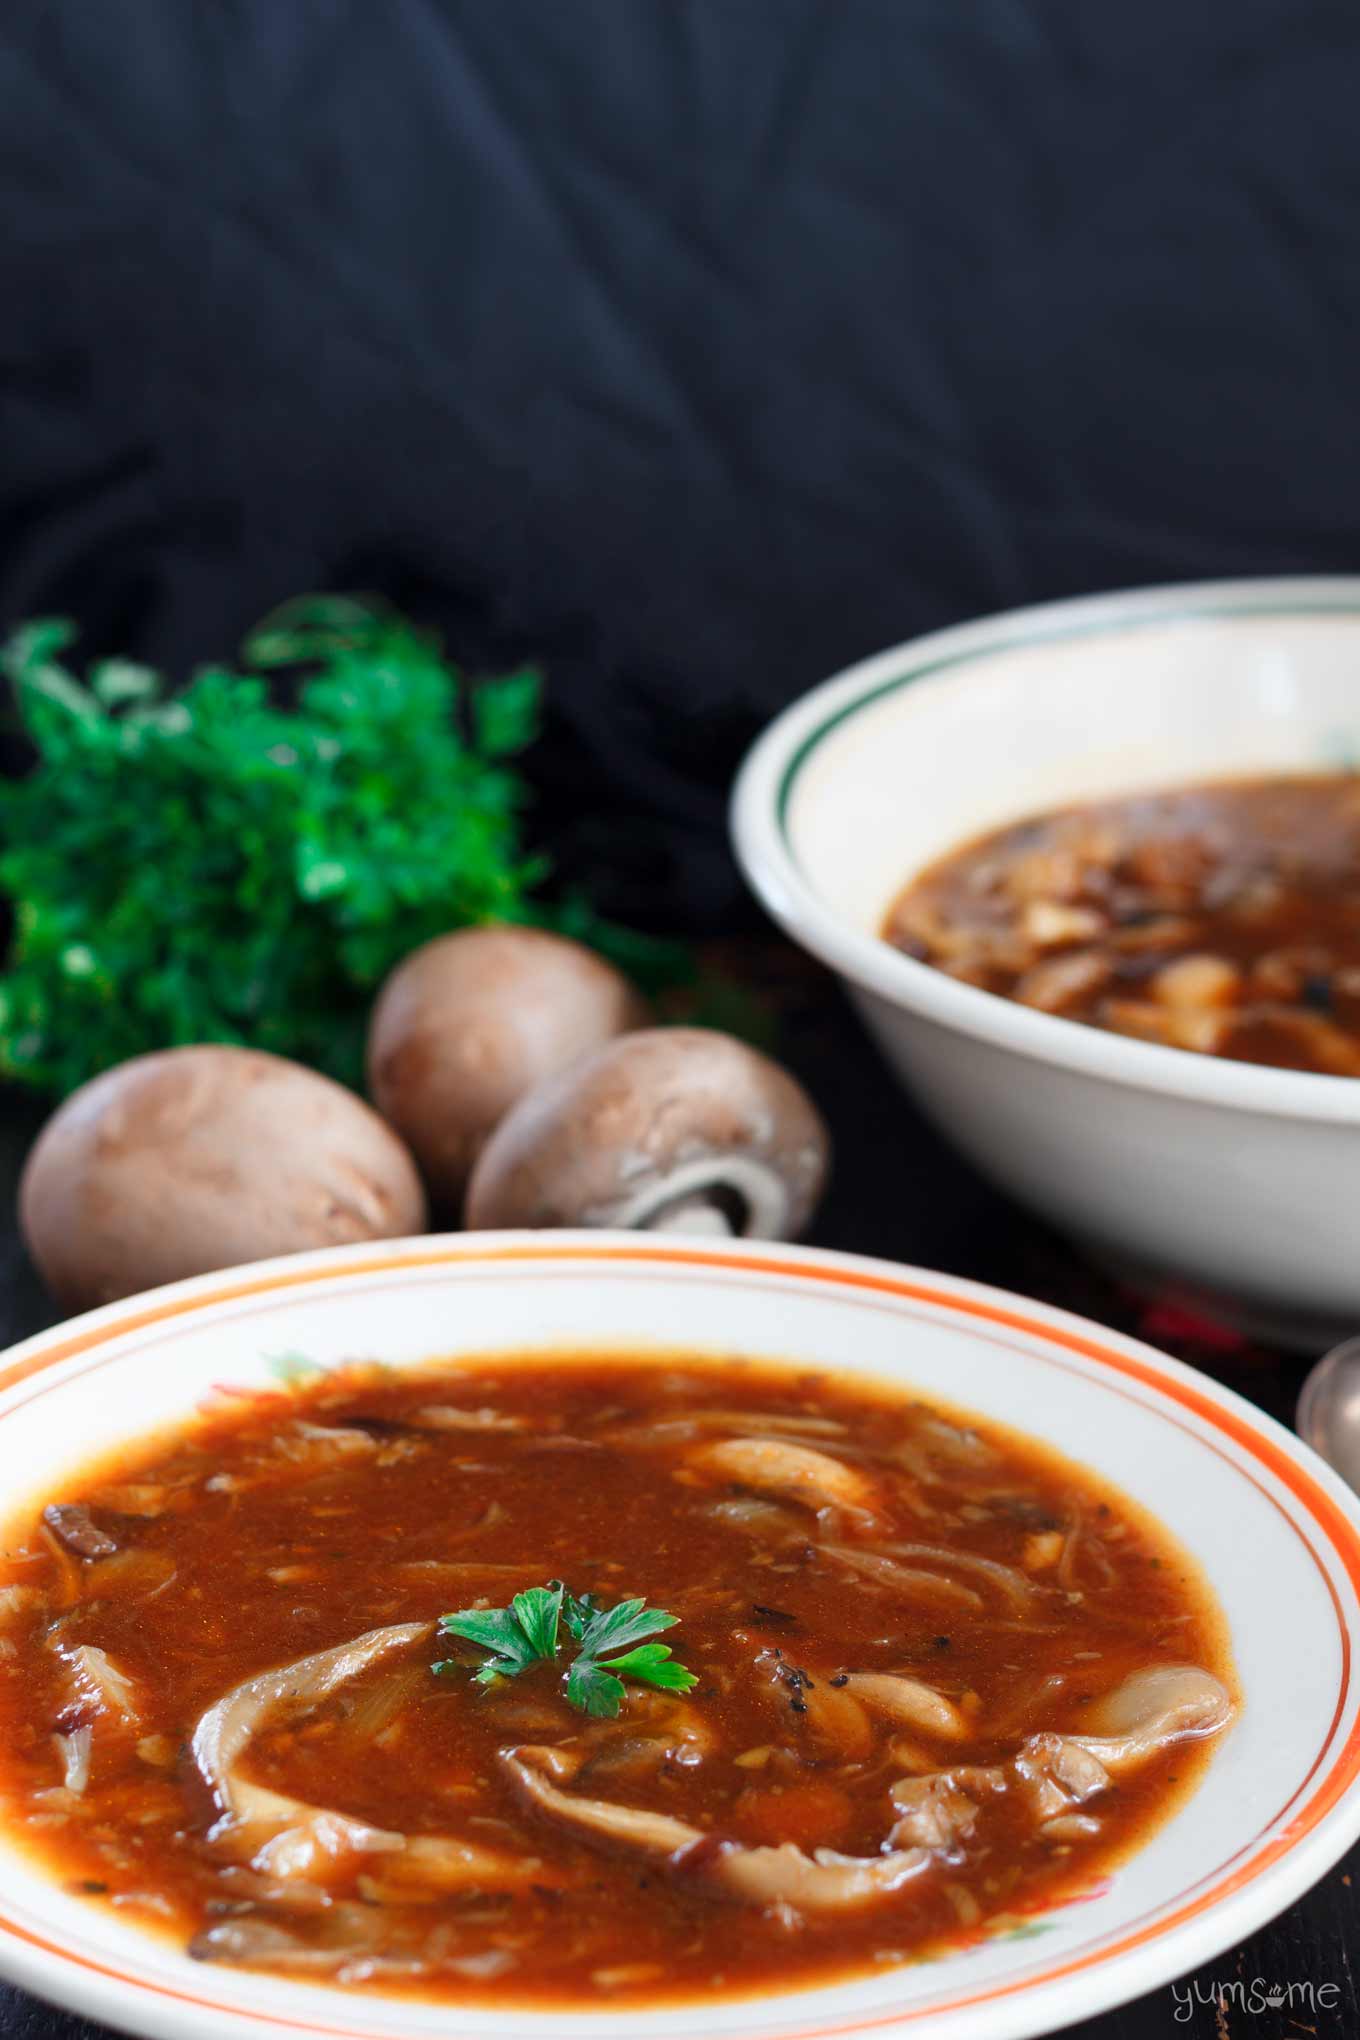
885, 773, 1360, 1073
0, 1353, 1233, 2005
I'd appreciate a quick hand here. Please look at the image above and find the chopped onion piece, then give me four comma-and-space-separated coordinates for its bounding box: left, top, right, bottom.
53, 1726, 92, 1794
63, 1645, 140, 1722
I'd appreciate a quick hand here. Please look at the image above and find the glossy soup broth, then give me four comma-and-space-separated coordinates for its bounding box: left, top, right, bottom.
0, 1354, 1234, 2004
886, 772, 1360, 1074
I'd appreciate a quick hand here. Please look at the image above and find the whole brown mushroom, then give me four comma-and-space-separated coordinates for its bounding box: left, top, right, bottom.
367, 927, 647, 1213
20, 1046, 427, 1314
464, 1027, 830, 1239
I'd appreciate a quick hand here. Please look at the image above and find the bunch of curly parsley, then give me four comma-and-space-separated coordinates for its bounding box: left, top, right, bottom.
0, 595, 686, 1097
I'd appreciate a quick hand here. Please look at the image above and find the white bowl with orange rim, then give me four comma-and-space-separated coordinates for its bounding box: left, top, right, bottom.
0, 1231, 1356, 2040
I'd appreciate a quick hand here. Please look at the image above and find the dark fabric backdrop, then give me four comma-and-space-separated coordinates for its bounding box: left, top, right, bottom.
4, 0, 1360, 931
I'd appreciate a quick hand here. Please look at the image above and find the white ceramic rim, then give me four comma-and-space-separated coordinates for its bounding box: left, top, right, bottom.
730, 575, 1360, 1124
0, 1231, 1358, 2040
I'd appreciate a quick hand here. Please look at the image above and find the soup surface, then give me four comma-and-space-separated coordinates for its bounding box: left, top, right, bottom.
0, 1354, 1233, 2005
885, 773, 1360, 1074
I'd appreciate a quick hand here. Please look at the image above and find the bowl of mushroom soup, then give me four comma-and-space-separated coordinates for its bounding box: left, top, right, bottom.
732, 577, 1360, 1347
0, 1232, 1358, 2040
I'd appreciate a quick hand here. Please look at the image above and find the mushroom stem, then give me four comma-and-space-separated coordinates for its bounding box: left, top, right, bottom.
591, 1156, 787, 1236
644, 1196, 737, 1237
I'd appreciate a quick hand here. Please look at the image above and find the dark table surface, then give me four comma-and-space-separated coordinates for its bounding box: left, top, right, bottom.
0, 947, 1355, 2040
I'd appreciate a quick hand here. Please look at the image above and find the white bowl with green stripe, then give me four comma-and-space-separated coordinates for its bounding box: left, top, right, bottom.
731, 578, 1360, 1348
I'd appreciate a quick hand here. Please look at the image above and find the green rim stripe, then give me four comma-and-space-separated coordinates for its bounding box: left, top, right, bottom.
773, 598, 1360, 838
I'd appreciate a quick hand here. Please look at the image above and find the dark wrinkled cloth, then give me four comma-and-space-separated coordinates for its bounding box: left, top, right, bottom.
3, 0, 1360, 929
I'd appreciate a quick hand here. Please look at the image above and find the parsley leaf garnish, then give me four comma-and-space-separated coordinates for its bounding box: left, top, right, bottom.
434, 1582, 698, 1718
563, 1656, 629, 1718
560, 1587, 603, 1643
509, 1583, 565, 1661
433, 1616, 533, 1686
575, 1595, 679, 1657
565, 1640, 697, 1718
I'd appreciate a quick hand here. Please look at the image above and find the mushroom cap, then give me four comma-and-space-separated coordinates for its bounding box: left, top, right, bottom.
366, 926, 647, 1211
20, 1045, 428, 1314
464, 1027, 830, 1238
